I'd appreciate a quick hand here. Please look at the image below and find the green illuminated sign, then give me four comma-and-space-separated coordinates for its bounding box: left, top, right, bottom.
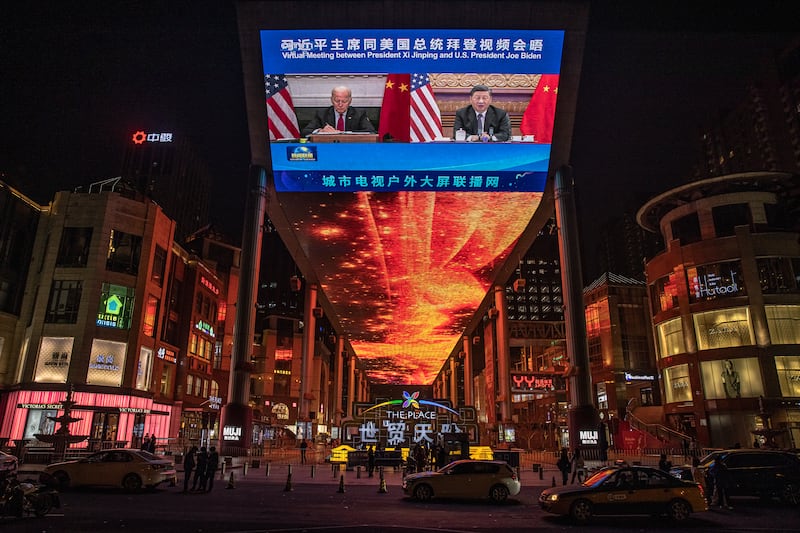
96, 283, 135, 329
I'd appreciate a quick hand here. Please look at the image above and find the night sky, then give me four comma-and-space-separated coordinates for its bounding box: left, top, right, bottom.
2, 1, 797, 281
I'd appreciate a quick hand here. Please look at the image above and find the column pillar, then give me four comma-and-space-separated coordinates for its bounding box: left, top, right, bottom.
462, 336, 473, 406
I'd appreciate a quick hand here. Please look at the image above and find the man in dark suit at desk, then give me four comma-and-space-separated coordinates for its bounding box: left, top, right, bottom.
452, 84, 511, 142
301, 86, 376, 136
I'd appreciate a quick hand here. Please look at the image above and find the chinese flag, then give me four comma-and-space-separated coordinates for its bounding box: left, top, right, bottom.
378, 74, 411, 142
520, 74, 559, 143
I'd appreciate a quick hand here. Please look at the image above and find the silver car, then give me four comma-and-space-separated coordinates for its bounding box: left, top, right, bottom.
403, 459, 521, 503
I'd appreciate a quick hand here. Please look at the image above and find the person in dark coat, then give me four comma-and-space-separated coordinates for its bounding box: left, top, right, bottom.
182, 446, 197, 493
556, 448, 571, 486
658, 453, 672, 472
191, 446, 208, 491
205, 446, 220, 492
367, 446, 375, 478
711, 460, 733, 509
148, 434, 157, 454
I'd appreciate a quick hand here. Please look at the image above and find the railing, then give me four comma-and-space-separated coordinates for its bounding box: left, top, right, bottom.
626, 399, 694, 450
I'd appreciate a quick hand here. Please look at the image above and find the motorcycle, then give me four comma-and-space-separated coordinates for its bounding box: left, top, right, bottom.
0, 471, 60, 518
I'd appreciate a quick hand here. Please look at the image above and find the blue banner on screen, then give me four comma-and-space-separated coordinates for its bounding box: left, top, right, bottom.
261, 29, 564, 192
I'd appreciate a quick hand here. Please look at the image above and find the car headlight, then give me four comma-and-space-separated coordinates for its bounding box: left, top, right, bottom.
546, 493, 560, 502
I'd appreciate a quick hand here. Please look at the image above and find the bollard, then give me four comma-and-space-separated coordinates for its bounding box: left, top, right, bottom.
243, 460, 248, 477
288, 463, 293, 475
332, 463, 337, 478
357, 465, 361, 479
266, 462, 271, 477
377, 467, 388, 494
284, 469, 293, 492
552, 476, 556, 487
226, 471, 235, 489
337, 474, 345, 493
311, 464, 316, 478
539, 465, 543, 480
221, 461, 226, 478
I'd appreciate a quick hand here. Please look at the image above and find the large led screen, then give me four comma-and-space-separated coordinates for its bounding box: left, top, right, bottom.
261, 29, 563, 384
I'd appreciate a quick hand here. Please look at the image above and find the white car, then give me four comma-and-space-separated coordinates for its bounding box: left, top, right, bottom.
0, 450, 18, 474
45, 449, 176, 491
403, 459, 521, 503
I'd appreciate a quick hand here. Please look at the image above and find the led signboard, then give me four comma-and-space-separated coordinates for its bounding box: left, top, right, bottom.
261, 29, 562, 192
261, 29, 563, 384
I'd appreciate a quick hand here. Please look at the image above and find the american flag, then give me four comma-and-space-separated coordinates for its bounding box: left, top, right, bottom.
265, 74, 300, 140
410, 73, 443, 142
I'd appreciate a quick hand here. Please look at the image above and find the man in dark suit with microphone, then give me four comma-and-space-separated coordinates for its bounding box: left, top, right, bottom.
452, 84, 511, 142
301, 85, 376, 136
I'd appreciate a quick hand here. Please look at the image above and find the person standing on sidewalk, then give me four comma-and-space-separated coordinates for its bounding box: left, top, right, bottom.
556, 448, 571, 486
182, 446, 197, 493
192, 446, 208, 491
205, 446, 220, 492
300, 438, 308, 464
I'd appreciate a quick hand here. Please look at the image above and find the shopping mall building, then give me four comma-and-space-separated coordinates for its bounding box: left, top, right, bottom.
638, 171, 800, 448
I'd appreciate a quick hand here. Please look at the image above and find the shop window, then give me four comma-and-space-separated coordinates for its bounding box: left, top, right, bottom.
656, 317, 685, 357
693, 307, 754, 350
663, 364, 692, 403
106, 229, 142, 275
712, 203, 750, 237
700, 357, 763, 399
775, 356, 800, 397
670, 212, 702, 245
187, 375, 194, 396
56, 227, 93, 267
765, 305, 800, 344
45, 280, 82, 323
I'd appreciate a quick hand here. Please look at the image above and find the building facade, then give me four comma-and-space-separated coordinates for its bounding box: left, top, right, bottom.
0, 183, 237, 452
638, 171, 800, 448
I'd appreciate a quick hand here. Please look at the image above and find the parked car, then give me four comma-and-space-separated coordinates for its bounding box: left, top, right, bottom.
674, 449, 800, 505
539, 466, 707, 523
402, 459, 520, 503
0, 451, 18, 474
44, 449, 176, 491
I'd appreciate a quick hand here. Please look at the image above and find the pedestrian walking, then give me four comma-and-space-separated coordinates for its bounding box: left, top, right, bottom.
182, 446, 197, 493
658, 453, 672, 472
192, 446, 208, 491
570, 447, 585, 484
148, 434, 157, 454
205, 446, 219, 492
557, 448, 571, 486
711, 459, 733, 510
141, 434, 150, 451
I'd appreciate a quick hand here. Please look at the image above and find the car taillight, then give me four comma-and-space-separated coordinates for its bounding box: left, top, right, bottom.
697, 483, 705, 499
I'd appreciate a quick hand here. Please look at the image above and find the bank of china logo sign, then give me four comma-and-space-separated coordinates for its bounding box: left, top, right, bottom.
362, 390, 460, 418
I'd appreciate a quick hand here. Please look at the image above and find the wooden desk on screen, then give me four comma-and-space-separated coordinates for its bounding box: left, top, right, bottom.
309, 133, 380, 143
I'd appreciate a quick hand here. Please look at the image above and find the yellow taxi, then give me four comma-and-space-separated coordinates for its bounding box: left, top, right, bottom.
539, 466, 707, 523
44, 449, 177, 491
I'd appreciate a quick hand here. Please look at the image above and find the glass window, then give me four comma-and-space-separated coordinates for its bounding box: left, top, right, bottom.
160, 366, 171, 395
151, 245, 167, 286
186, 375, 194, 396
86, 339, 126, 387
671, 212, 702, 245
700, 357, 763, 399
712, 203, 750, 237
663, 364, 692, 403
56, 227, 93, 267
143, 295, 159, 337
45, 280, 82, 323
765, 305, 800, 344
106, 229, 142, 274
693, 307, 753, 350
136, 347, 153, 391
33, 337, 73, 383
757, 257, 798, 294
686, 260, 746, 303
650, 272, 682, 314
775, 356, 800, 397
656, 317, 685, 357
